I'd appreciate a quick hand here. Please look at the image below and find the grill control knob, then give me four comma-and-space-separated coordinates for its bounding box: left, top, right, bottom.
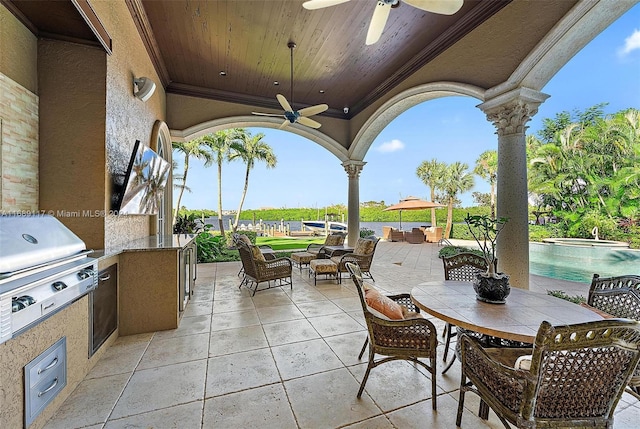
20, 295, 36, 306
12, 298, 25, 312
11, 295, 36, 312
52, 281, 67, 291
77, 269, 92, 280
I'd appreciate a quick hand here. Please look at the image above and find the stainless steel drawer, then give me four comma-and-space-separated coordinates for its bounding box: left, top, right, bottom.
25, 337, 67, 427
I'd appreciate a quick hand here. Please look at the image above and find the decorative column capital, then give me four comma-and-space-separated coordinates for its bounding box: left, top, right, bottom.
479, 88, 549, 136
342, 160, 366, 179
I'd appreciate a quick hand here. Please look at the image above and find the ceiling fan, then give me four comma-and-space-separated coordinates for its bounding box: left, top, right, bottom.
252, 42, 328, 129
303, 0, 464, 45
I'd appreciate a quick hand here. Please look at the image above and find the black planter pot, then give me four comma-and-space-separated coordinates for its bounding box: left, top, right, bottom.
473, 272, 511, 304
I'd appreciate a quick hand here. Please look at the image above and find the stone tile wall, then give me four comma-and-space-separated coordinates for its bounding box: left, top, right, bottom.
0, 72, 38, 211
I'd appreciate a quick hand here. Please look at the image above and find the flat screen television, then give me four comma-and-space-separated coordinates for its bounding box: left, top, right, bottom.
115, 140, 170, 215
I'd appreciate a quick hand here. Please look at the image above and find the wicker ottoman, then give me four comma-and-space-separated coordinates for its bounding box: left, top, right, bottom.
309, 259, 338, 285
290, 251, 315, 273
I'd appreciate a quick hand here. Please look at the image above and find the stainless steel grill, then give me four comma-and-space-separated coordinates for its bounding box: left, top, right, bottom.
0, 215, 97, 344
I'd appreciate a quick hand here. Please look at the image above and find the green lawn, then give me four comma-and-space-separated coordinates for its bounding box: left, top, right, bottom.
256, 236, 325, 251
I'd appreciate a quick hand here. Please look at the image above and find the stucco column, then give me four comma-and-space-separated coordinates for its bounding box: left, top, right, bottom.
478, 88, 549, 290
343, 160, 366, 247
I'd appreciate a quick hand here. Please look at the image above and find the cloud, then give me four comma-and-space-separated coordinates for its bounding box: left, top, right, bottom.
619, 29, 640, 56
376, 139, 405, 153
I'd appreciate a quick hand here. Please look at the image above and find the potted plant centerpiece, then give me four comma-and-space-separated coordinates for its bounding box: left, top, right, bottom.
464, 214, 510, 304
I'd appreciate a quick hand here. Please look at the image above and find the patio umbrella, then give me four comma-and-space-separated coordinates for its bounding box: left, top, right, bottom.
383, 196, 445, 229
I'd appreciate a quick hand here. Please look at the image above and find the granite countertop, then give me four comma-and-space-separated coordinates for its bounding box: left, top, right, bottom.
91, 234, 196, 259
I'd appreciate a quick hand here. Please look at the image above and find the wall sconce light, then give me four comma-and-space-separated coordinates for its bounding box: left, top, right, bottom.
133, 77, 156, 102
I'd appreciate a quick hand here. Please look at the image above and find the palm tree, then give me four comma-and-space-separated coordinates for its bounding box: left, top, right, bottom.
441, 162, 474, 239
473, 150, 498, 218
172, 139, 213, 223
416, 159, 446, 227
201, 129, 245, 235
229, 131, 277, 231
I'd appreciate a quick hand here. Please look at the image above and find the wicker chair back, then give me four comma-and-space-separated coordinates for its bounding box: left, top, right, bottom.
457, 318, 640, 427
237, 240, 258, 279
588, 274, 640, 320
441, 252, 489, 281
588, 274, 640, 398
346, 262, 439, 410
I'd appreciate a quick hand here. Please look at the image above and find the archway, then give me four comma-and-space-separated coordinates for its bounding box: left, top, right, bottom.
350, 82, 486, 162
171, 116, 349, 162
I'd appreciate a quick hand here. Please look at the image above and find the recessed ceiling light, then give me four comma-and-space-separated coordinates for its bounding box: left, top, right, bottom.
274, 81, 279, 86
219, 71, 227, 76
319, 89, 325, 94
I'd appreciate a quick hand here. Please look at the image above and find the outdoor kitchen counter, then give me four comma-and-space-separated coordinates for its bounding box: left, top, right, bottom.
90, 233, 196, 259
90, 234, 197, 336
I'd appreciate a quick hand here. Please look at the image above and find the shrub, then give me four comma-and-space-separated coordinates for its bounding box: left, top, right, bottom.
528, 225, 552, 242
608, 226, 640, 249
450, 223, 475, 240
566, 209, 618, 239
195, 232, 226, 263
224, 230, 258, 247
174, 213, 201, 234
528, 223, 568, 242
359, 228, 375, 238
438, 245, 482, 259
547, 290, 586, 304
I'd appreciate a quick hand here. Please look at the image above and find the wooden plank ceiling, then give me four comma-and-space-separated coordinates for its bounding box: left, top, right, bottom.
136, 0, 510, 116
8, 1, 581, 119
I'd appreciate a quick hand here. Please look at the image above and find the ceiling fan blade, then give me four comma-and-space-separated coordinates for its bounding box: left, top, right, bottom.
276, 94, 293, 112
302, 0, 351, 10
279, 119, 290, 129
403, 0, 464, 15
297, 116, 322, 129
366, 1, 392, 45
298, 104, 329, 117
251, 112, 285, 118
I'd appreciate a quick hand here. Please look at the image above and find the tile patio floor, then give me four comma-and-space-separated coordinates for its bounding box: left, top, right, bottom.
44, 241, 639, 429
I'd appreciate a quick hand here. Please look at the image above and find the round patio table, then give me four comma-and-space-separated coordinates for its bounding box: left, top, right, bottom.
410, 281, 604, 344
412, 281, 607, 421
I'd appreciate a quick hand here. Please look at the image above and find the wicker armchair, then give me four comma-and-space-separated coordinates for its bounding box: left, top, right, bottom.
236, 240, 292, 296
456, 318, 640, 429
425, 226, 443, 243
306, 232, 346, 258
440, 252, 489, 370
353, 268, 424, 369
331, 236, 380, 283
346, 262, 439, 410
232, 232, 275, 277
588, 274, 640, 399
404, 228, 425, 244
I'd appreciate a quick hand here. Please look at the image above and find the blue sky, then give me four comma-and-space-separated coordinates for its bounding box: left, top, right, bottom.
174, 5, 640, 212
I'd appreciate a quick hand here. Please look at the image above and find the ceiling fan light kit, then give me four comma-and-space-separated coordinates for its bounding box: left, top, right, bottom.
251, 42, 328, 129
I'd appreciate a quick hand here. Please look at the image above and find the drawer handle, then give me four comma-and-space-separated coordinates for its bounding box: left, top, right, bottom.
99, 274, 111, 281
37, 357, 59, 374
43, 302, 56, 311
38, 378, 59, 397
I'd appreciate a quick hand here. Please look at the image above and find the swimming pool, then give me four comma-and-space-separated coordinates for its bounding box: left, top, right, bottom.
530, 242, 640, 283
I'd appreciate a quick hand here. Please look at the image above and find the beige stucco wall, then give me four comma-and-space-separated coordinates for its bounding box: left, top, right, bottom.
90, 0, 167, 247
0, 7, 39, 212
1, 1, 167, 247
0, 298, 91, 429
0, 1, 170, 427
38, 40, 107, 250
0, 5, 37, 92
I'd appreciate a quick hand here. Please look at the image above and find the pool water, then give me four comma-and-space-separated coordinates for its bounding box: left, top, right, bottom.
530, 242, 640, 283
